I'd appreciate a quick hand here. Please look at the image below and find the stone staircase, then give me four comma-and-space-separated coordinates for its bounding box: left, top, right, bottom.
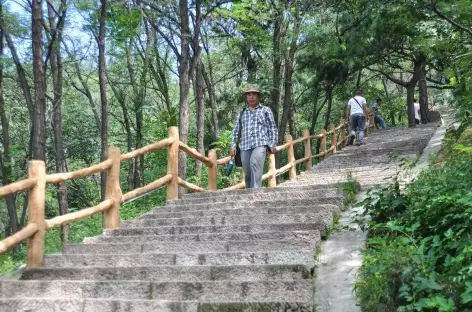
0, 125, 438, 312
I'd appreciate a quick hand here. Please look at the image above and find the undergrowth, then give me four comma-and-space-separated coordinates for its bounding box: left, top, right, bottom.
354, 127, 472, 312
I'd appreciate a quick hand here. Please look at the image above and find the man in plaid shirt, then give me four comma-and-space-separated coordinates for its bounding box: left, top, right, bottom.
231, 85, 278, 188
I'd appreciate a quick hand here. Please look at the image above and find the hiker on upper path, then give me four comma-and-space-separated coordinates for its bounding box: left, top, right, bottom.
371, 98, 387, 129
414, 99, 421, 125
345, 90, 368, 146
231, 85, 278, 189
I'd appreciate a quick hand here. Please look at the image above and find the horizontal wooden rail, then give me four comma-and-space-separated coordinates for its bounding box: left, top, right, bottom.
46, 199, 114, 229
178, 177, 206, 193
217, 156, 232, 166
292, 137, 306, 145
46, 160, 113, 184
275, 142, 291, 152
122, 174, 172, 203
0, 223, 38, 254
121, 138, 174, 162
275, 163, 293, 176
312, 151, 326, 159
311, 133, 324, 139
294, 156, 310, 166
0, 178, 37, 199
179, 142, 213, 167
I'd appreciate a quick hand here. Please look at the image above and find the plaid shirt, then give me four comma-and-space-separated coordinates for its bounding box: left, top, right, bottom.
231, 105, 278, 151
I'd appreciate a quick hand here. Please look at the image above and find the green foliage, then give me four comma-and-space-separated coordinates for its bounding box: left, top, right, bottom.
355, 128, 472, 311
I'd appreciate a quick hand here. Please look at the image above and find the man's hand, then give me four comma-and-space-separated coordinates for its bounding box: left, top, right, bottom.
269, 147, 277, 154
231, 148, 236, 157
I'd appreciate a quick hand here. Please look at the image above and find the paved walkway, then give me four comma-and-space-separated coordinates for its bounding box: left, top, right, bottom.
294, 122, 443, 312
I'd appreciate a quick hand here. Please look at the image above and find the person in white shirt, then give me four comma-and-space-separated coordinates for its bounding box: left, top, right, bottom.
414, 99, 420, 125
345, 90, 368, 146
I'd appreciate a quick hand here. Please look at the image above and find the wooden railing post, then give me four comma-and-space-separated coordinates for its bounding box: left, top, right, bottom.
26, 160, 46, 268
268, 153, 277, 188
167, 127, 179, 200
285, 135, 296, 180
321, 129, 327, 160
303, 129, 312, 170
330, 125, 337, 154
104, 147, 122, 229
365, 114, 370, 137
340, 119, 346, 148
208, 149, 217, 191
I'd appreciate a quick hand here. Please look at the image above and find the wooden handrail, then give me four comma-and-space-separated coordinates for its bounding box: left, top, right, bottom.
0, 118, 376, 267
0, 178, 37, 199
275, 142, 291, 152
122, 174, 172, 203
121, 138, 174, 162
46, 199, 114, 229
217, 156, 232, 166
46, 160, 113, 184
275, 163, 293, 176
179, 142, 213, 167
292, 136, 306, 145
0, 223, 38, 254
294, 156, 310, 166
311, 133, 324, 139
178, 178, 206, 193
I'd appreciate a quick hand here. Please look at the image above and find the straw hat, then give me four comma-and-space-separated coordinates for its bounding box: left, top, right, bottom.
242, 84, 262, 95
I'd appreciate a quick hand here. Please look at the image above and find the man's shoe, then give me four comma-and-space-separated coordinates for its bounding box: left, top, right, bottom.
348, 135, 355, 146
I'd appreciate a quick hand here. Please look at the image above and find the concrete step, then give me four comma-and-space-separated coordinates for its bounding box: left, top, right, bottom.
154, 197, 343, 213
0, 280, 312, 302
44, 250, 314, 267
167, 188, 343, 206
103, 222, 327, 237
141, 204, 340, 219
0, 299, 312, 312
85, 230, 321, 245
181, 184, 332, 199
22, 264, 312, 281
127, 212, 332, 229
62, 240, 314, 255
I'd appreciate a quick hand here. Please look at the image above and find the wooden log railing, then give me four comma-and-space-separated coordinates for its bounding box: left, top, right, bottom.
0, 116, 376, 268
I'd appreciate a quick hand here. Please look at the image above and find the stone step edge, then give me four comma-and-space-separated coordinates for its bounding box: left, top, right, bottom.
106, 221, 327, 231
145, 204, 340, 219
131, 212, 334, 225
0, 298, 313, 311
84, 230, 321, 243
63, 239, 316, 251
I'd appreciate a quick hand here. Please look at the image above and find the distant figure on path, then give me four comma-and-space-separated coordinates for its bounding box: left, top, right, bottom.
414, 99, 420, 125
231, 85, 278, 189
371, 98, 387, 129
345, 90, 368, 146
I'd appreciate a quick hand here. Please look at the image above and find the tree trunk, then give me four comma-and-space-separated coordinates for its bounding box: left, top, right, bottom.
125, 41, 142, 189
47, 0, 69, 243
0, 17, 34, 120
32, 0, 46, 161
202, 63, 219, 139
98, 0, 108, 200
0, 18, 19, 245
310, 87, 320, 134
406, 85, 416, 128
418, 60, 429, 124
178, 0, 191, 197
317, 87, 333, 154
278, 17, 300, 145
108, 79, 134, 191
356, 69, 362, 90
271, 16, 284, 134
194, 58, 205, 177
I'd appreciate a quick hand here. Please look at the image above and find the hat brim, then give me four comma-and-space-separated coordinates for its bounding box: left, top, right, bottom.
242, 89, 262, 95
